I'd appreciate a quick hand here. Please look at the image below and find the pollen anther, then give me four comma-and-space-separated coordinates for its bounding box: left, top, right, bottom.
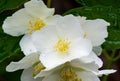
32, 63, 45, 77
27, 18, 45, 34
59, 66, 82, 81
54, 38, 70, 54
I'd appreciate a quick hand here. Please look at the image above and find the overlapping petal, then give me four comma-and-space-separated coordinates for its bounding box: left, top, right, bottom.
77, 16, 110, 46
24, 0, 54, 19
20, 34, 38, 56
79, 52, 103, 68
6, 53, 39, 72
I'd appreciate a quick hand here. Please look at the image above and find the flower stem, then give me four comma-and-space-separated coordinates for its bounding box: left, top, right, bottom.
47, 0, 51, 8
113, 51, 120, 61
102, 50, 116, 81
102, 60, 113, 81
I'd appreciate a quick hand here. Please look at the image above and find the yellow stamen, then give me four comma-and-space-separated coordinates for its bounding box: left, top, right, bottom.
84, 33, 87, 38
54, 38, 70, 54
59, 66, 82, 81
27, 18, 46, 34
32, 63, 45, 77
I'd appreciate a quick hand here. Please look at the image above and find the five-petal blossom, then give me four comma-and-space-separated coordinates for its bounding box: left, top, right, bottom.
31, 15, 92, 70
2, 0, 55, 55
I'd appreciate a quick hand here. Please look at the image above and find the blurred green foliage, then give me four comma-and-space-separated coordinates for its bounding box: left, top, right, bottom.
0, 0, 28, 13
75, 0, 120, 8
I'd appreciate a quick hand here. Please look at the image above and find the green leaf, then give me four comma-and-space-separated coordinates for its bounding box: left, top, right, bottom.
0, 0, 28, 13
64, 6, 120, 50
75, 0, 120, 8
0, 33, 21, 63
0, 50, 24, 74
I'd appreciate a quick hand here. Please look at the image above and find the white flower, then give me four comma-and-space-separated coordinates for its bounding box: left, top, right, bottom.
34, 53, 100, 78
42, 69, 100, 81
32, 15, 92, 70
35, 61, 116, 81
77, 16, 110, 46
3, 0, 54, 36
2, 0, 55, 55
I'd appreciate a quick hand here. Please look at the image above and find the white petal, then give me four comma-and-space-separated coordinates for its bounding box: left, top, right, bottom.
97, 69, 117, 77
34, 64, 64, 78
6, 53, 39, 72
34, 69, 53, 78
80, 52, 103, 68
77, 16, 87, 25
77, 71, 100, 81
20, 34, 38, 56
82, 19, 110, 46
39, 38, 92, 70
21, 67, 42, 81
56, 15, 84, 38
2, 9, 32, 36
45, 15, 62, 25
71, 59, 99, 73
40, 52, 67, 70
70, 38, 92, 58
42, 72, 59, 81
24, 0, 54, 19
32, 26, 58, 52
93, 46, 102, 56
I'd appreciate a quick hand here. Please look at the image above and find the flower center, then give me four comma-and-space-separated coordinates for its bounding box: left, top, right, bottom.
60, 66, 82, 81
32, 62, 45, 77
27, 18, 46, 34
84, 33, 87, 38
54, 38, 71, 54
